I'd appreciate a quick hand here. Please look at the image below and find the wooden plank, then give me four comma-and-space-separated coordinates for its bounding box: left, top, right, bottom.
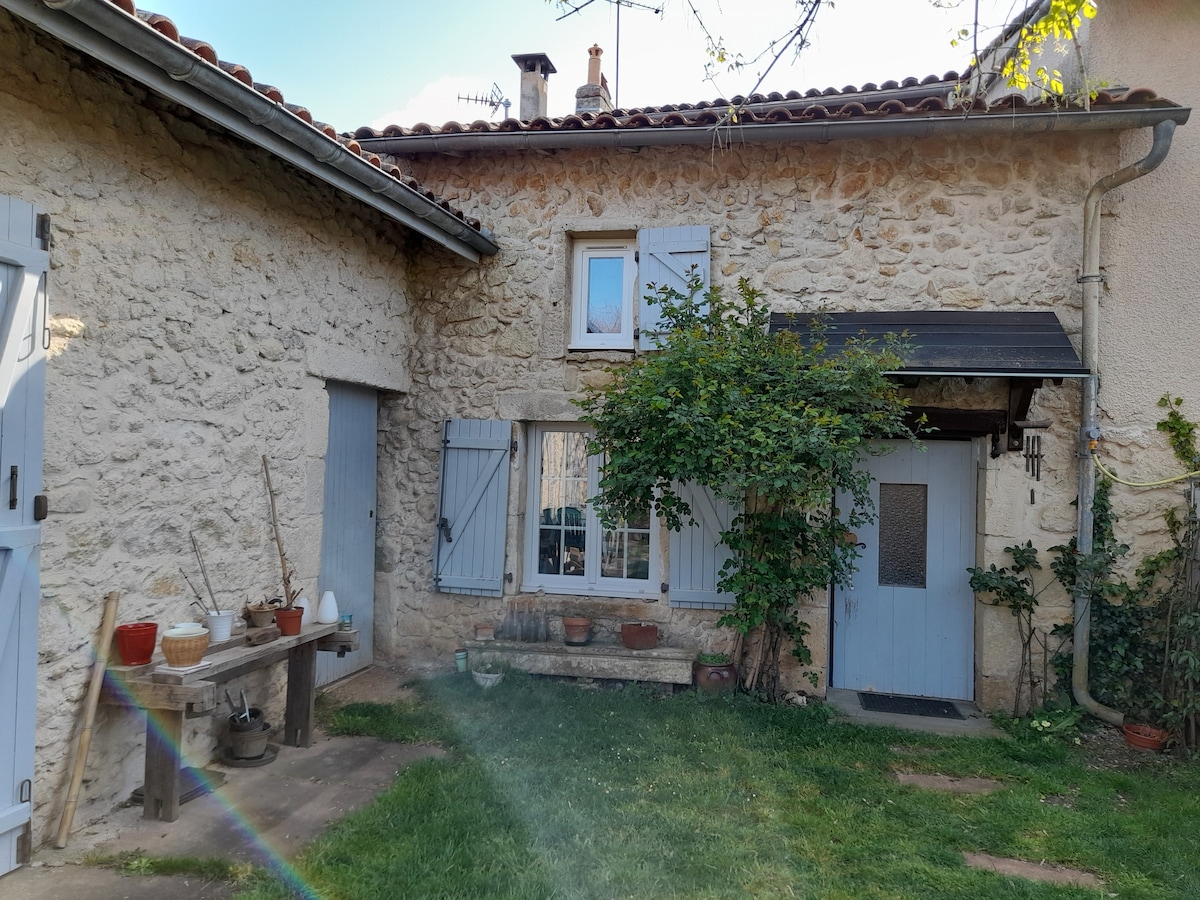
103, 677, 216, 713
147, 623, 338, 685
316, 630, 360, 654
283, 643, 317, 748
143, 708, 183, 821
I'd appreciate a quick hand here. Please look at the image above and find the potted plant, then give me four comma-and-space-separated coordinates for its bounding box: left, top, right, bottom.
263, 456, 305, 635
694, 652, 737, 694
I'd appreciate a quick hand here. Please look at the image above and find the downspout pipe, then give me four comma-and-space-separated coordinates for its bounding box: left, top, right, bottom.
1074, 118, 1177, 725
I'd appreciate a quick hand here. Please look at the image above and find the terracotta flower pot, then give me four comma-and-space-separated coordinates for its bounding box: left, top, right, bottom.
275, 607, 303, 636
562, 616, 592, 646
620, 622, 658, 650
115, 622, 157, 666
1122, 723, 1169, 753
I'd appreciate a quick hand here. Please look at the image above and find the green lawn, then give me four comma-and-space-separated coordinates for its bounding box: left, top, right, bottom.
238, 673, 1200, 899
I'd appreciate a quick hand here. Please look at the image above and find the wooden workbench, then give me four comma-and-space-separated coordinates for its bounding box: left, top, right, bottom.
103, 623, 359, 821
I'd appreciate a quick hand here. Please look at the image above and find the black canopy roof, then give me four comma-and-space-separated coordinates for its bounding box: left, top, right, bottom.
767, 310, 1088, 378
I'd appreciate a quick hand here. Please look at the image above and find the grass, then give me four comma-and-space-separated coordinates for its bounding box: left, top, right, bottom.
235, 673, 1200, 899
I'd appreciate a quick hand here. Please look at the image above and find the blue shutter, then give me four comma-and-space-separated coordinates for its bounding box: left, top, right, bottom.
669, 482, 736, 610
637, 225, 710, 351
434, 420, 512, 596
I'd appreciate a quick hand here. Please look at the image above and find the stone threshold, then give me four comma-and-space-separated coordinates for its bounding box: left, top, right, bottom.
465, 640, 698, 685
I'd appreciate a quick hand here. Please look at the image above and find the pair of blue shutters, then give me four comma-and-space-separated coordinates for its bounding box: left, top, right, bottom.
433, 421, 735, 608
433, 225, 732, 607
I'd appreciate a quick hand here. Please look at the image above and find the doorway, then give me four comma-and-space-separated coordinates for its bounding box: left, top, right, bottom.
832, 440, 977, 700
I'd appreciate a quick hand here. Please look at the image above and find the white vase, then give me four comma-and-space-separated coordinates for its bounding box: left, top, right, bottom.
297, 597, 312, 627
316, 590, 339, 624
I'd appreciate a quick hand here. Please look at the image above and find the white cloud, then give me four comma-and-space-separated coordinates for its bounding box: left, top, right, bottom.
371, 76, 511, 130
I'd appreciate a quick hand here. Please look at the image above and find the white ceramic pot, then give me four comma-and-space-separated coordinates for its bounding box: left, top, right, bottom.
315, 591, 339, 624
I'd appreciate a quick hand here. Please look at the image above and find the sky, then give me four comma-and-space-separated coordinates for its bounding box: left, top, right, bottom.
139, 0, 1027, 132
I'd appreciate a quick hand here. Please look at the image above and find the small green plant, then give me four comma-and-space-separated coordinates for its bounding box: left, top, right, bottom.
697, 652, 730, 665
968, 542, 1069, 716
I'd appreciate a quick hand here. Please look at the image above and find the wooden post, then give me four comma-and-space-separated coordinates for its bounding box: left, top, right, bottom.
143, 707, 184, 821
55, 591, 119, 848
283, 642, 317, 748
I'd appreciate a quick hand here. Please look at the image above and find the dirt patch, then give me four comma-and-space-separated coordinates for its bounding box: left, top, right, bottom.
894, 772, 1004, 794
1077, 724, 1177, 771
963, 852, 1101, 888
320, 665, 418, 706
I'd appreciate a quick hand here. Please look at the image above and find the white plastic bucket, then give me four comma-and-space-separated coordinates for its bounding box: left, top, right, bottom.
207, 610, 235, 642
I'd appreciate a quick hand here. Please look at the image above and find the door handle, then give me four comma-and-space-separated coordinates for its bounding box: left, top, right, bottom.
438, 517, 453, 543
9, 466, 16, 510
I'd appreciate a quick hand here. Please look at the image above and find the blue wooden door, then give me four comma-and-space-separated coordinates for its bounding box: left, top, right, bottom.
832, 441, 976, 700
316, 382, 377, 686
0, 197, 47, 875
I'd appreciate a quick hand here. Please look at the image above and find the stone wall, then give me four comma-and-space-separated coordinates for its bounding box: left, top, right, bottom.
0, 13, 446, 844
377, 127, 1120, 710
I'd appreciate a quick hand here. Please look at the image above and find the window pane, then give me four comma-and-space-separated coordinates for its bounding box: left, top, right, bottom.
878, 483, 927, 588
586, 256, 624, 334
538, 431, 588, 578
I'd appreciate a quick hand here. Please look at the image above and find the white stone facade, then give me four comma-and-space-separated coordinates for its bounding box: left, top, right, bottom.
0, 12, 444, 845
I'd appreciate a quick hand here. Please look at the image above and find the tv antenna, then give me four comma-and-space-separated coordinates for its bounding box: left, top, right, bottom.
456, 82, 511, 118
556, 0, 663, 109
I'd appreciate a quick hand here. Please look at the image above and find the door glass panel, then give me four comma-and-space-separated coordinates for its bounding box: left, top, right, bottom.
878, 482, 927, 587
538, 431, 588, 576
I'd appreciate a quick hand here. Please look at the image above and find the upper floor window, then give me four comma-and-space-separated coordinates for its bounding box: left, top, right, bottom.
570, 239, 637, 350
523, 423, 659, 598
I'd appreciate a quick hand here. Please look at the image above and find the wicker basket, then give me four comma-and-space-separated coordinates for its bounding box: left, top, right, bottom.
160, 632, 210, 667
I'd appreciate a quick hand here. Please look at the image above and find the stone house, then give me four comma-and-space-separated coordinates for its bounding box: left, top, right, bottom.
355, 0, 1195, 716
0, 0, 1197, 871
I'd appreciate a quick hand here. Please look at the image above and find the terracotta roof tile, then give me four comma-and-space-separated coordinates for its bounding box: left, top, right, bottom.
105, 1, 481, 232
353, 78, 1177, 144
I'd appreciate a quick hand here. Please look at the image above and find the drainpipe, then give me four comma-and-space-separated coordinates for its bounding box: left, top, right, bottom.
1074, 119, 1177, 725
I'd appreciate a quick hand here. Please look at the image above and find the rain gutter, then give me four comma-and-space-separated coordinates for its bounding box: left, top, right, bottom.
1074, 118, 1178, 726
362, 106, 1188, 157
3, 0, 498, 261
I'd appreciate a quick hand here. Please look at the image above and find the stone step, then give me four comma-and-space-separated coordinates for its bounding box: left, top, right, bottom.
464, 640, 698, 685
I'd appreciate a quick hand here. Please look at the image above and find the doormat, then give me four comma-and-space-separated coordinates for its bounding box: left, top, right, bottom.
858, 693, 965, 719
131, 767, 225, 806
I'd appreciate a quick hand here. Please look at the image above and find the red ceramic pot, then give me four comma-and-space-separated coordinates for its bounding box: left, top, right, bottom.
275, 607, 303, 636
115, 622, 158, 666
621, 622, 658, 650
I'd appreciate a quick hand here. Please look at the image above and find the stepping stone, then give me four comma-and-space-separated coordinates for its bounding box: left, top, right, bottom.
963, 852, 1102, 888
894, 772, 1004, 794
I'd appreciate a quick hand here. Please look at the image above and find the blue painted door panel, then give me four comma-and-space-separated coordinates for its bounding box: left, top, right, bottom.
316, 382, 377, 686
832, 441, 976, 700
0, 195, 47, 875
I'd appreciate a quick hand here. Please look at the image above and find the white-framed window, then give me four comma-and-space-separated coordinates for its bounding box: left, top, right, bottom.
569, 238, 637, 350
522, 423, 660, 598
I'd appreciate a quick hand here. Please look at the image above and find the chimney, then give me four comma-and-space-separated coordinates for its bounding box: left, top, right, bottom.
511, 53, 556, 120
575, 44, 613, 116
